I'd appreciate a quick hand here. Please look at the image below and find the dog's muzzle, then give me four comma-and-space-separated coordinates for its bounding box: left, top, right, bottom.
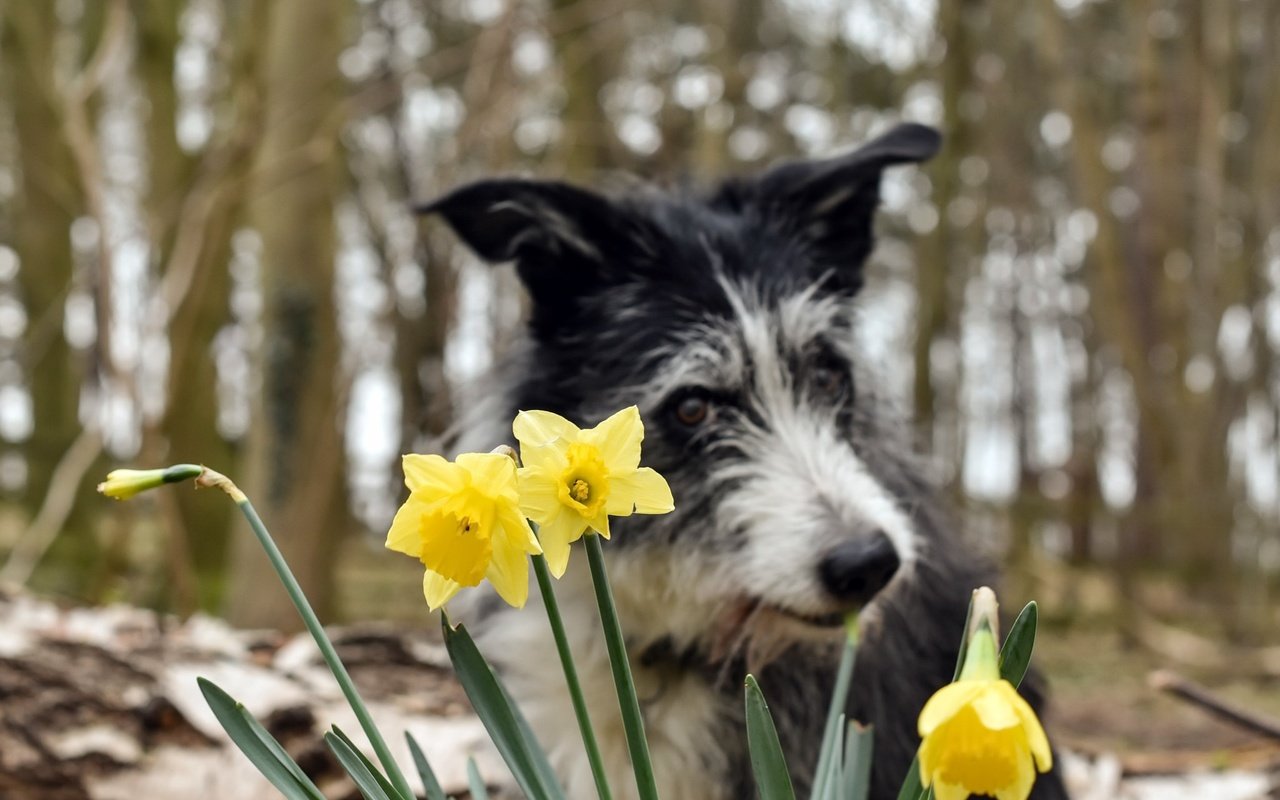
817, 531, 901, 606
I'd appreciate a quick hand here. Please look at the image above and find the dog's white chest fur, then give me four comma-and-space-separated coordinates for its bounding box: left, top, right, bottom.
474, 560, 737, 800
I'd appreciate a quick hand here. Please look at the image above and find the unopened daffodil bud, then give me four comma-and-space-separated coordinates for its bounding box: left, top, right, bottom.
97, 464, 204, 501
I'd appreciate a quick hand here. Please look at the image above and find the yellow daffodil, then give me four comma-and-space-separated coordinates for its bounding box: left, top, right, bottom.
513, 406, 673, 577
97, 464, 203, 500
918, 619, 1052, 800
385, 452, 541, 610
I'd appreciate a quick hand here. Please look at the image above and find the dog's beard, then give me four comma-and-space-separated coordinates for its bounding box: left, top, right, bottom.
705, 597, 850, 681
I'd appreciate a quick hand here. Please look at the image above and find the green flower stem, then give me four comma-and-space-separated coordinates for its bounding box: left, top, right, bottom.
203, 469, 415, 800
583, 532, 659, 800
532, 553, 614, 800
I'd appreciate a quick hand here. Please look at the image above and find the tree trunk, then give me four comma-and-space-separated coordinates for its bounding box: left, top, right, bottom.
4, 5, 84, 523
225, 0, 350, 629
913, 0, 974, 447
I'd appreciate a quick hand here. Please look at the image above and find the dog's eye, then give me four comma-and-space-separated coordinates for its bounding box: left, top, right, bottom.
811, 364, 847, 397
674, 394, 711, 426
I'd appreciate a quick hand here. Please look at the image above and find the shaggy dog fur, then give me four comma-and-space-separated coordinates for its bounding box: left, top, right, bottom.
424, 123, 1069, 800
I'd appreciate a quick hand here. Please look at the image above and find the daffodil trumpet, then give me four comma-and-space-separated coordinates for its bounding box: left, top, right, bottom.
917, 610, 1053, 800
384, 451, 542, 610
513, 406, 673, 577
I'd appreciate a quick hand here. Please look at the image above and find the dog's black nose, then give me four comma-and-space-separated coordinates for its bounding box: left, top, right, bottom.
818, 532, 901, 605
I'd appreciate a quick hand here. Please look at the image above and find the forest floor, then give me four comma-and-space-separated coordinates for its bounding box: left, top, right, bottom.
8, 540, 1268, 798
3, 569, 1278, 799
1040, 627, 1280, 758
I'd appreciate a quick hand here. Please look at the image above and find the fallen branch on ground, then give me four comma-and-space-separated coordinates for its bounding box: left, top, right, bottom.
1148, 670, 1280, 744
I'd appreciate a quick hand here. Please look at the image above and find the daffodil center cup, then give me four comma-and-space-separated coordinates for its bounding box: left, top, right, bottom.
559, 443, 610, 515
418, 505, 493, 586
937, 715, 1021, 792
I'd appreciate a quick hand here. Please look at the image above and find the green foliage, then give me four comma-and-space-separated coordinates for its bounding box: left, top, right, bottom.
950, 592, 976, 681
894, 759, 927, 800
325, 729, 401, 800
1000, 602, 1039, 688
196, 678, 324, 800
406, 732, 451, 800
841, 722, 873, 800
467, 757, 491, 800
442, 612, 567, 800
811, 637, 857, 799
745, 675, 797, 800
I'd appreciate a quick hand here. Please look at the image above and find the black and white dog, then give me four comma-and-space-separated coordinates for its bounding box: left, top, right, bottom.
424, 123, 1068, 800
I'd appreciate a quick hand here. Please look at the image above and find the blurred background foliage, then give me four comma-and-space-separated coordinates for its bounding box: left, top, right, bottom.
0, 0, 1277, 667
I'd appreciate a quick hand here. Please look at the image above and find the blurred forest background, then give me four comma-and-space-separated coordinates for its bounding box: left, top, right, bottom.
0, 0, 1278, 669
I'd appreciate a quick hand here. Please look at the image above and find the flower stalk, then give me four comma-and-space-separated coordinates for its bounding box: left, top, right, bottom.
196, 468, 417, 800
531, 552, 614, 800
584, 531, 659, 800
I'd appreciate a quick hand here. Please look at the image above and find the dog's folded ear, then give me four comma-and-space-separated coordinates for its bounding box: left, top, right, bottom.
416, 179, 643, 328
731, 122, 941, 290
415, 179, 623, 265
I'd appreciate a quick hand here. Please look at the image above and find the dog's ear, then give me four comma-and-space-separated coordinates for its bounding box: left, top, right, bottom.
741, 123, 941, 289
417, 179, 638, 310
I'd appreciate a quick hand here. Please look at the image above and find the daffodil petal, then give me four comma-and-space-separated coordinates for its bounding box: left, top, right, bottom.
514, 409, 579, 448
385, 499, 426, 557
457, 452, 519, 501
588, 510, 611, 539
518, 466, 567, 523
485, 538, 531, 608
539, 531, 572, 577
1013, 696, 1053, 771
537, 508, 585, 577
970, 683, 1022, 730
520, 440, 571, 475
585, 406, 643, 472
402, 454, 465, 494
918, 680, 987, 735
423, 571, 462, 611
918, 731, 939, 786
606, 467, 674, 515
497, 503, 542, 555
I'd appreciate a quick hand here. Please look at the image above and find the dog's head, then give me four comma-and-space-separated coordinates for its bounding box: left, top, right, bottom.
424, 124, 942, 653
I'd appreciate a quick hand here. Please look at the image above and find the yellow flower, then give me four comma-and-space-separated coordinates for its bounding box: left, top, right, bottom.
97, 465, 203, 500
918, 628, 1052, 800
513, 406, 673, 576
385, 452, 541, 610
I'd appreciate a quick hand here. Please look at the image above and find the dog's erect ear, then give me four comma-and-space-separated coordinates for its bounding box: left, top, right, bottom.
417, 179, 639, 308
745, 123, 941, 288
